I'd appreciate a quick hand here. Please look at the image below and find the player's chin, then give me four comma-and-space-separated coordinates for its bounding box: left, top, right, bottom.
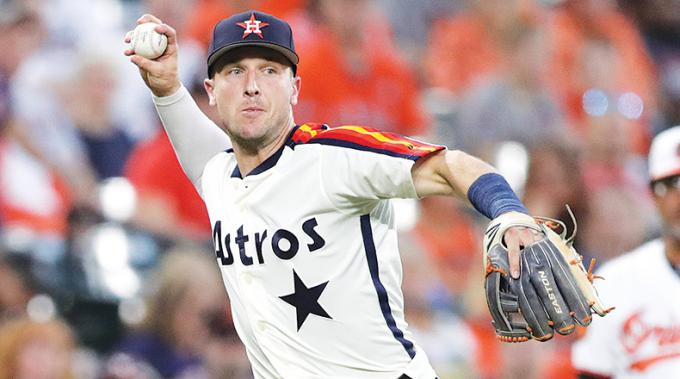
240, 123, 269, 139
231, 128, 269, 149
237, 114, 268, 130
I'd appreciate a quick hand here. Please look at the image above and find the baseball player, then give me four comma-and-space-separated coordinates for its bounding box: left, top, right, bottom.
572, 126, 680, 378
125, 11, 543, 379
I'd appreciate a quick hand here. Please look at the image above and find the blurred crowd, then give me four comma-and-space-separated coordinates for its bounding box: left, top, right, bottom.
0, 0, 678, 378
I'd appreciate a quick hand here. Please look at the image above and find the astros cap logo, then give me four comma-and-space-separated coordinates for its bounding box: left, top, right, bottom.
207, 10, 299, 77
237, 13, 269, 39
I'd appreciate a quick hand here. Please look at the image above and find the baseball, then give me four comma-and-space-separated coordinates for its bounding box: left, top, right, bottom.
127, 22, 167, 59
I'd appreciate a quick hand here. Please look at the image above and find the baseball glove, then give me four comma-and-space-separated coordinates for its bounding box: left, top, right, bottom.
483, 207, 612, 343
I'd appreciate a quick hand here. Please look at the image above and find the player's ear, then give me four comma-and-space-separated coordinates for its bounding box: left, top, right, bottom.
204, 78, 216, 106
290, 74, 301, 106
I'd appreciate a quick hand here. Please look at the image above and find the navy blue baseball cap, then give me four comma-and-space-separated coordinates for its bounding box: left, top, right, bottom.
207, 10, 298, 77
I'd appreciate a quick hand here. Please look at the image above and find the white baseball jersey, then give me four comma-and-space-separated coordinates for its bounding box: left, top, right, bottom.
571, 239, 680, 378
200, 123, 443, 379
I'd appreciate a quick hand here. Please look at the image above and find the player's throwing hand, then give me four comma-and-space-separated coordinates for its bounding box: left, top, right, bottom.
124, 14, 180, 97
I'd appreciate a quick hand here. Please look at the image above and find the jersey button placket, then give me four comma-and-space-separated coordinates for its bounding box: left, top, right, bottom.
239, 179, 251, 212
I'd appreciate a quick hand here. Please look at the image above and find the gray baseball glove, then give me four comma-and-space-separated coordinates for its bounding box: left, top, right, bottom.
483, 208, 613, 342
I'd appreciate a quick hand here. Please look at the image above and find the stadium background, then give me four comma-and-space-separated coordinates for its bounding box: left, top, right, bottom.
0, 0, 677, 377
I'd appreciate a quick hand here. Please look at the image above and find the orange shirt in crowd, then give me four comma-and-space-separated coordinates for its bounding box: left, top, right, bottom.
466, 319, 502, 379
413, 198, 479, 296
259, 0, 306, 19
296, 32, 427, 136
125, 130, 211, 240
0, 141, 71, 236
424, 13, 503, 96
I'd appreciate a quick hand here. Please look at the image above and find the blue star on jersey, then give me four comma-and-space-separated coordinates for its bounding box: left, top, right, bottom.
279, 270, 332, 330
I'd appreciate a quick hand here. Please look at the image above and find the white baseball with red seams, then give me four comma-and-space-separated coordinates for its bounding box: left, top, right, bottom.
571, 239, 680, 378
127, 22, 167, 59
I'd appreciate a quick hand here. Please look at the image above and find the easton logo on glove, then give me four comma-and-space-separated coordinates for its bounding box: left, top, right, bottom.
538, 271, 563, 314
483, 207, 614, 343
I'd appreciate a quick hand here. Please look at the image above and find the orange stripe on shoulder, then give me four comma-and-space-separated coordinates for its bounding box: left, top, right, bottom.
291, 123, 329, 144
292, 124, 445, 160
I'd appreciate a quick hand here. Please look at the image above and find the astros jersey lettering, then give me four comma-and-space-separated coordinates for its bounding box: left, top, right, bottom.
572, 239, 680, 378
200, 123, 443, 379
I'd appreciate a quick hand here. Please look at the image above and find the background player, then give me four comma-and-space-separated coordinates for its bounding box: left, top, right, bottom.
571, 126, 680, 378
126, 10, 544, 379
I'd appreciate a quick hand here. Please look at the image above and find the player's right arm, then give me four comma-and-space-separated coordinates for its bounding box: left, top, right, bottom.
125, 14, 230, 189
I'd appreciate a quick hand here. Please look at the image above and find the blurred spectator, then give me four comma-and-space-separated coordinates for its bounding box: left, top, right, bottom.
581, 186, 652, 262
187, 0, 246, 49
103, 247, 244, 379
125, 82, 215, 243
38, 0, 125, 49
447, 24, 567, 157
620, 0, 680, 129
399, 230, 478, 377
520, 110, 655, 264
545, 0, 659, 155
581, 112, 650, 194
403, 295, 477, 378
572, 111, 656, 262
295, 0, 427, 136
403, 200, 498, 377
412, 197, 480, 301
424, 0, 539, 97
29, 0, 147, 142
0, 0, 97, 251
0, 254, 38, 321
259, 0, 307, 18
523, 140, 589, 237
0, 317, 76, 379
375, 0, 459, 69
0, 0, 43, 87
60, 53, 134, 180
125, 130, 211, 242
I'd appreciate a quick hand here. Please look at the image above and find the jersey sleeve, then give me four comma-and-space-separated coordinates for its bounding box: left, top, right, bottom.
296, 124, 444, 212
571, 264, 621, 377
152, 85, 231, 193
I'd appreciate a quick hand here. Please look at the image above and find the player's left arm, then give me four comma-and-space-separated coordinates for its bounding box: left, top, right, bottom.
412, 149, 540, 278
411, 149, 494, 200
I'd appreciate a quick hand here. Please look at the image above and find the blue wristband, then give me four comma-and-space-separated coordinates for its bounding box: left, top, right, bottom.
467, 173, 528, 219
